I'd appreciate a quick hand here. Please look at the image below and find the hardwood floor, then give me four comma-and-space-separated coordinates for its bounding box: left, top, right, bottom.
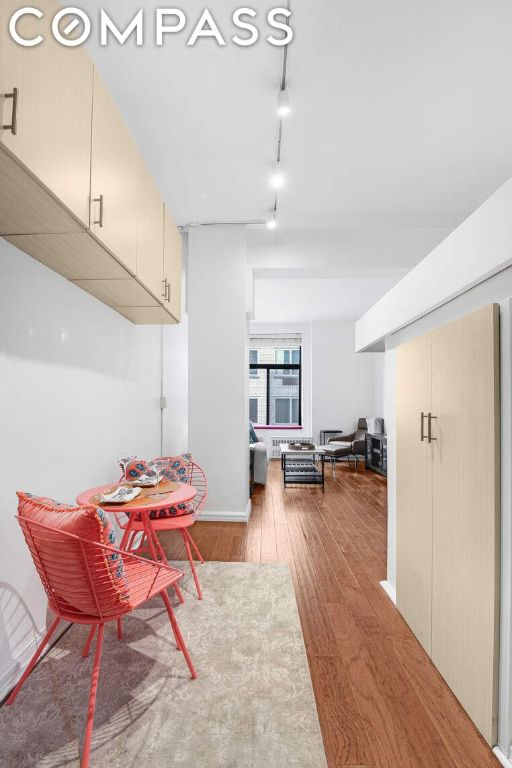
161, 460, 500, 768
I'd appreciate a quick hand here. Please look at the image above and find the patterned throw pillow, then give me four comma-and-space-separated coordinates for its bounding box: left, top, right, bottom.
17, 492, 129, 618
149, 454, 193, 484
118, 457, 157, 483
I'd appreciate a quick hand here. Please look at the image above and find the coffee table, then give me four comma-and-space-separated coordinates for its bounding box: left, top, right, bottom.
279, 444, 326, 489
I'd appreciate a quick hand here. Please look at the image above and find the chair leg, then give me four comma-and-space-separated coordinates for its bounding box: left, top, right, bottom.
6, 617, 61, 705
82, 625, 97, 658
160, 591, 197, 680
81, 624, 104, 768
181, 530, 203, 600
174, 581, 185, 604
184, 529, 205, 564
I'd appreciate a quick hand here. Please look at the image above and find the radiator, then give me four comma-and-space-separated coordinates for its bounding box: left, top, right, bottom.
270, 437, 314, 459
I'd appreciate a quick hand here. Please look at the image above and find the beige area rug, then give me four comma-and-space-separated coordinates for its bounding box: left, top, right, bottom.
0, 562, 327, 768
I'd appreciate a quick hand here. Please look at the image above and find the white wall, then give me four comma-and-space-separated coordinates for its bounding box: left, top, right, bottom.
311, 319, 378, 442
0, 239, 174, 701
188, 225, 249, 521
356, 177, 512, 351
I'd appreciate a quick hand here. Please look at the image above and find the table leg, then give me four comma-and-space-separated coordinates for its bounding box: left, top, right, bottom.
141, 514, 185, 604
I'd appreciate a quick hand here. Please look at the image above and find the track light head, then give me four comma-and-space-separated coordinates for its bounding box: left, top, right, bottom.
277, 88, 291, 117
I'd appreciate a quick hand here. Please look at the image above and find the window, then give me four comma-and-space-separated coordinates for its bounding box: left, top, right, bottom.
275, 349, 300, 365
249, 398, 258, 423
249, 349, 258, 377
248, 337, 302, 426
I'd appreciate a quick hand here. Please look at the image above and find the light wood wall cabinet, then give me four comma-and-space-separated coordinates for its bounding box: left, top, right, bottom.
89, 73, 138, 275
164, 207, 182, 322
0, 0, 93, 230
396, 304, 500, 745
0, 0, 181, 324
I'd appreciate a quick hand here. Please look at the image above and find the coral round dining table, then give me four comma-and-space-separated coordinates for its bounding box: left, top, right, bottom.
76, 479, 197, 566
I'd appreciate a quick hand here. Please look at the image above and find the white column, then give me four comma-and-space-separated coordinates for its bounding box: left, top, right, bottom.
188, 225, 250, 521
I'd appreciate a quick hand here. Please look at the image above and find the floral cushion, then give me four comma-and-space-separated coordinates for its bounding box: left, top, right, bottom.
17, 491, 129, 618
118, 457, 157, 483
149, 454, 193, 484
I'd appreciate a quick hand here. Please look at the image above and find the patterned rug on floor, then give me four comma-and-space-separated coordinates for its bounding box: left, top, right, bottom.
0, 562, 327, 768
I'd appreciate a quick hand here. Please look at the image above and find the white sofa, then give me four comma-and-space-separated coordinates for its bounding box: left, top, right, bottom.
250, 439, 270, 485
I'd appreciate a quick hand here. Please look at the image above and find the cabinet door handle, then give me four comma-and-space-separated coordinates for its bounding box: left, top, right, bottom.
420, 411, 426, 442
161, 278, 168, 300
93, 195, 104, 227
427, 413, 437, 443
166, 281, 171, 303
3, 88, 18, 135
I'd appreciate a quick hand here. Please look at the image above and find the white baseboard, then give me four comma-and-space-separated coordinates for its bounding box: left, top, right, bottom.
380, 579, 397, 605
493, 747, 512, 767
199, 499, 251, 523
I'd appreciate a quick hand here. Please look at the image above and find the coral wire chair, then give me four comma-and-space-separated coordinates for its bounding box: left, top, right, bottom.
117, 461, 208, 600
7, 515, 197, 768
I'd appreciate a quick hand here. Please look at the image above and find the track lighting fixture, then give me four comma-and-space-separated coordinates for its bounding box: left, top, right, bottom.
277, 88, 291, 117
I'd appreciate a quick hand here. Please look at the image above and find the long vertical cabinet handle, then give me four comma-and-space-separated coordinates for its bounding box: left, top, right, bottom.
420, 411, 426, 442
166, 281, 171, 303
427, 413, 437, 443
3, 87, 19, 134
93, 195, 104, 227
161, 278, 168, 300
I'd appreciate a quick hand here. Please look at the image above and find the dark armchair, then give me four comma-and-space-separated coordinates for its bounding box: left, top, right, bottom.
328, 418, 369, 457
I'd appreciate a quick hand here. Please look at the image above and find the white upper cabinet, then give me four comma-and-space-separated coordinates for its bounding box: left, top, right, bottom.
0, 0, 93, 228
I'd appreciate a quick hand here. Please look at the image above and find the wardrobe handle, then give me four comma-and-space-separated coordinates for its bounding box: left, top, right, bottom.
93, 195, 104, 227
166, 281, 171, 303
3, 87, 18, 135
427, 413, 437, 443
161, 278, 168, 300
420, 411, 426, 442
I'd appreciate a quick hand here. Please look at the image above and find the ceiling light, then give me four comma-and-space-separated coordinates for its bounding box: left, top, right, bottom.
266, 215, 277, 230
270, 168, 285, 189
277, 88, 291, 117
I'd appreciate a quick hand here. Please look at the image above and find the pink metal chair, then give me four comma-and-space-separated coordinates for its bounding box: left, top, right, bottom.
7, 512, 197, 768
120, 461, 208, 600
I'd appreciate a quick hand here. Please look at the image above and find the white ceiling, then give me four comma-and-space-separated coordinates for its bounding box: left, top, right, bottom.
80, 0, 512, 322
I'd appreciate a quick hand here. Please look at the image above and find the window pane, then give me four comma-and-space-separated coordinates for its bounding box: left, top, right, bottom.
249, 369, 267, 424
292, 398, 299, 424
275, 349, 284, 364
275, 398, 290, 424
249, 349, 258, 364
292, 349, 300, 364
270, 368, 300, 425
249, 398, 258, 423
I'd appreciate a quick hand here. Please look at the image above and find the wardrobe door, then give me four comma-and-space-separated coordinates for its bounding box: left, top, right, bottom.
431, 304, 500, 745
396, 332, 433, 655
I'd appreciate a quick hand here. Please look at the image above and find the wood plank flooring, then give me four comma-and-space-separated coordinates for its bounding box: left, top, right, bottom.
161, 460, 500, 768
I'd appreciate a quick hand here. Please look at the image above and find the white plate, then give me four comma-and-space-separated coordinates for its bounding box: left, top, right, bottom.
127, 474, 159, 487
100, 486, 142, 504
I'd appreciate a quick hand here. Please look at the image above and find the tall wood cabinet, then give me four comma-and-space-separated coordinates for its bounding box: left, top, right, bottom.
396, 304, 500, 745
